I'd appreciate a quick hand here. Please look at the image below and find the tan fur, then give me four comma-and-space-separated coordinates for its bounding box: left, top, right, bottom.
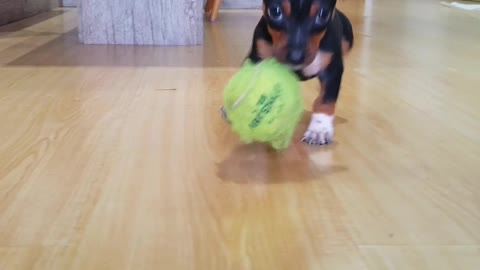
313, 81, 336, 115
256, 39, 274, 59
266, 26, 289, 62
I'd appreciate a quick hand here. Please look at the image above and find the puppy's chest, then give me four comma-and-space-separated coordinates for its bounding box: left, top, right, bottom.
301, 51, 333, 78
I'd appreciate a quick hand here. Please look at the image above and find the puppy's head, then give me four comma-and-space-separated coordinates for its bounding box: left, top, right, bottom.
259, 0, 336, 69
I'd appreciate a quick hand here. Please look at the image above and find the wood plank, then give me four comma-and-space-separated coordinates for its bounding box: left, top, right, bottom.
360, 246, 480, 270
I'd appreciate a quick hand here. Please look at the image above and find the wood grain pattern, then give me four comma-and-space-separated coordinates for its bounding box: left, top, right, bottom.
1, 0, 480, 269
360, 246, 480, 270
78, 0, 203, 45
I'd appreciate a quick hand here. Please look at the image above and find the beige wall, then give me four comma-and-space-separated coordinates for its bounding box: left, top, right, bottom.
0, 0, 59, 26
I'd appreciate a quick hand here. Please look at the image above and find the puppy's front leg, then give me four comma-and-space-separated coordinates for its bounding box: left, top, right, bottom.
302, 60, 343, 145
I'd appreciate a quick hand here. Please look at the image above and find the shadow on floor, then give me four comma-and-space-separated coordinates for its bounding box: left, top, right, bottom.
0, 10, 66, 34
216, 111, 348, 184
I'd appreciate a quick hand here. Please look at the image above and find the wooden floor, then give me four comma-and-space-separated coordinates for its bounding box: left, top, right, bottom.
1, 0, 480, 269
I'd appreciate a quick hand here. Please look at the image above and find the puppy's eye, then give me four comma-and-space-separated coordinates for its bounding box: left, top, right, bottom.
268, 5, 283, 22
315, 8, 330, 25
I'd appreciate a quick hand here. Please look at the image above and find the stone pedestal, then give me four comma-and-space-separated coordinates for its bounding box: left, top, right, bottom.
78, 0, 203, 45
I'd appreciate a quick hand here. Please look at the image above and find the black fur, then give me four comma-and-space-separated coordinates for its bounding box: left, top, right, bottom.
247, 0, 353, 108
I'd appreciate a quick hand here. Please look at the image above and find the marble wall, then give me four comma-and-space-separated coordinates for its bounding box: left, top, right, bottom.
78, 0, 204, 45
60, 0, 261, 9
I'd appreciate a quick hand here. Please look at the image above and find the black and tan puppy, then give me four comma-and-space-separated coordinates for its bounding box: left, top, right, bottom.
247, 0, 354, 145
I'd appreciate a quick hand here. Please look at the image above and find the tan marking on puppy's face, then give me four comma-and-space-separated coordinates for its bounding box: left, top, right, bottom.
266, 26, 289, 62
292, 2, 329, 68
256, 39, 274, 59
282, 1, 291, 16
305, 31, 325, 65
309, 2, 321, 17
260, 3, 289, 62
261, 0, 334, 67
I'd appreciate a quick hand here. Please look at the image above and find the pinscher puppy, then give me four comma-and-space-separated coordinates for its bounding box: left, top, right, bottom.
247, 0, 354, 145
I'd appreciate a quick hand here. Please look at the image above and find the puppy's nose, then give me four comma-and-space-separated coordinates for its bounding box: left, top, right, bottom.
287, 49, 305, 65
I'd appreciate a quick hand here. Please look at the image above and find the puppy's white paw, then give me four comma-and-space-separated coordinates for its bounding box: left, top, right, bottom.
302, 113, 334, 145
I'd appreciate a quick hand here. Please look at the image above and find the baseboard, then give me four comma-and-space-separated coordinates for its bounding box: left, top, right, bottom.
222, 0, 261, 9
60, 0, 77, 7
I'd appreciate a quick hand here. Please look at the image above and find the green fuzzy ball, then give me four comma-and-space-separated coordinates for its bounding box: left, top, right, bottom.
222, 58, 304, 151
